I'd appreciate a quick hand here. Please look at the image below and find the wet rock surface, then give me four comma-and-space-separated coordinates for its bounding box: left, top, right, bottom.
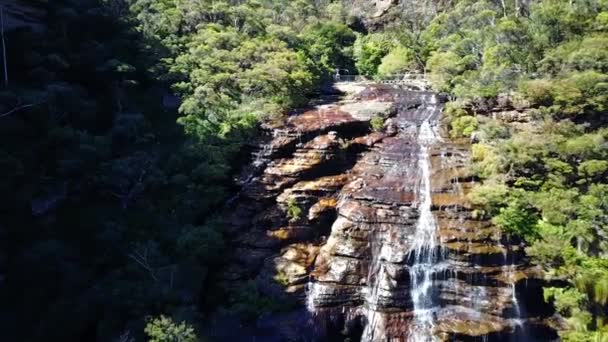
216, 84, 556, 341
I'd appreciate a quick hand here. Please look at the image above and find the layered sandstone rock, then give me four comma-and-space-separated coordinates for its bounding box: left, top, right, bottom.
216, 84, 556, 341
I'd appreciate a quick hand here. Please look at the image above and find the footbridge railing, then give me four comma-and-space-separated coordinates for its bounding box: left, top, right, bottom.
335, 73, 430, 89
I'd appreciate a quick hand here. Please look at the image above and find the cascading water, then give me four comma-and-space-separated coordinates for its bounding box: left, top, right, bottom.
358, 94, 444, 342
202, 73, 574, 342
408, 118, 440, 342
361, 230, 386, 341
506, 246, 527, 339
302, 86, 554, 342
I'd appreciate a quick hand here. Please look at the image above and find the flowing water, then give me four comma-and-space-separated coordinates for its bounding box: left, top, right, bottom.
301, 86, 553, 342
360, 94, 443, 342
408, 119, 440, 342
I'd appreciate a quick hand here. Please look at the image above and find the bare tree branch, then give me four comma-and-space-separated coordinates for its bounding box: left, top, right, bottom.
1, 6, 8, 87
128, 245, 159, 282
0, 103, 40, 118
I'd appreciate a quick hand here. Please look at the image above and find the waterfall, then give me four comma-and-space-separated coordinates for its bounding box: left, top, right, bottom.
306, 280, 318, 314
408, 118, 440, 342
361, 232, 384, 341
507, 249, 527, 339
247, 85, 555, 342
253, 143, 274, 168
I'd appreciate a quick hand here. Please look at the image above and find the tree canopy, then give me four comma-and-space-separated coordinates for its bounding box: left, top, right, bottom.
2, 0, 607, 340
0, 0, 355, 340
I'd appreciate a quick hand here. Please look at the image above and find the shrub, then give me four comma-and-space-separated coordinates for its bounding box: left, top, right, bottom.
177, 224, 225, 264
519, 79, 553, 105
273, 271, 290, 286
286, 197, 302, 220
144, 315, 197, 342
467, 182, 509, 217
492, 198, 539, 238
469, 144, 503, 179
370, 115, 385, 131
551, 71, 608, 116
444, 101, 469, 119
561, 133, 604, 159
226, 280, 295, 318
450, 115, 478, 138
480, 119, 510, 139
578, 160, 608, 179
544, 287, 586, 316
377, 46, 416, 76
354, 33, 392, 76
426, 51, 464, 92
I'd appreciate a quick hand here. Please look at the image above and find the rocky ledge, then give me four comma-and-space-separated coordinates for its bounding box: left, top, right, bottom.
212, 84, 557, 341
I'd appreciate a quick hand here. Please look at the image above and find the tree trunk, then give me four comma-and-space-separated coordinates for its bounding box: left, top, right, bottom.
500, 0, 507, 17
1, 6, 8, 87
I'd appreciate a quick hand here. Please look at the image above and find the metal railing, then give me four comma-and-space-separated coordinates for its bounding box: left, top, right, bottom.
335, 73, 426, 82
335, 73, 430, 89
335, 74, 367, 82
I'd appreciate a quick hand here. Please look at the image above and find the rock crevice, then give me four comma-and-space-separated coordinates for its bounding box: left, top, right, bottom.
217, 84, 556, 341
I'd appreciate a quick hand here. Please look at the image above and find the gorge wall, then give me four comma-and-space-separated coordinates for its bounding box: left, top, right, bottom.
341, 0, 450, 30
213, 84, 557, 341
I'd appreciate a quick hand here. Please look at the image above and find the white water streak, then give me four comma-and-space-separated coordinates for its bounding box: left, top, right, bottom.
408, 118, 440, 342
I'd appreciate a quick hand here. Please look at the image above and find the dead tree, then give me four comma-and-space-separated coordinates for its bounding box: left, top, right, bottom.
1, 5, 8, 87
128, 243, 159, 282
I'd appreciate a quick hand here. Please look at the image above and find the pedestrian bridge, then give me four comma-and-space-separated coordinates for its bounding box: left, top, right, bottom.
335, 74, 430, 90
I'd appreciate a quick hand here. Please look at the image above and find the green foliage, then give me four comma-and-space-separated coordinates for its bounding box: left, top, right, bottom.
479, 119, 511, 140
450, 115, 478, 138
423, 0, 608, 103
469, 144, 502, 179
426, 51, 466, 92
443, 101, 469, 119
540, 35, 608, 74
550, 71, 608, 116
273, 271, 290, 286
519, 79, 554, 105
300, 23, 356, 77
5, 0, 608, 340
467, 182, 509, 217
370, 116, 385, 131
560, 131, 605, 159
177, 223, 225, 264
0, 0, 356, 340
578, 160, 608, 179
354, 33, 393, 76
544, 287, 587, 316
575, 258, 608, 306
562, 330, 608, 342
377, 46, 417, 76
528, 0, 601, 50
493, 197, 539, 238
425, 1, 608, 337
543, 258, 608, 340
286, 197, 303, 220
423, 1, 526, 98
226, 280, 295, 319
144, 315, 197, 342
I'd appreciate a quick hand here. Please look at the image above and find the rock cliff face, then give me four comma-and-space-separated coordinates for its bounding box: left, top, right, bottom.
3, 0, 46, 32
216, 84, 556, 341
345, 0, 399, 19
342, 0, 449, 31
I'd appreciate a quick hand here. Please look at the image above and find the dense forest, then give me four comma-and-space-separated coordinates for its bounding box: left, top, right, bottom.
0, 0, 357, 340
426, 2, 608, 341
0, 0, 606, 341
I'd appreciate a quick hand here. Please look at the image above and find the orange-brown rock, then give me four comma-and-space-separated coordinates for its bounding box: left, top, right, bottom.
215, 84, 556, 341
